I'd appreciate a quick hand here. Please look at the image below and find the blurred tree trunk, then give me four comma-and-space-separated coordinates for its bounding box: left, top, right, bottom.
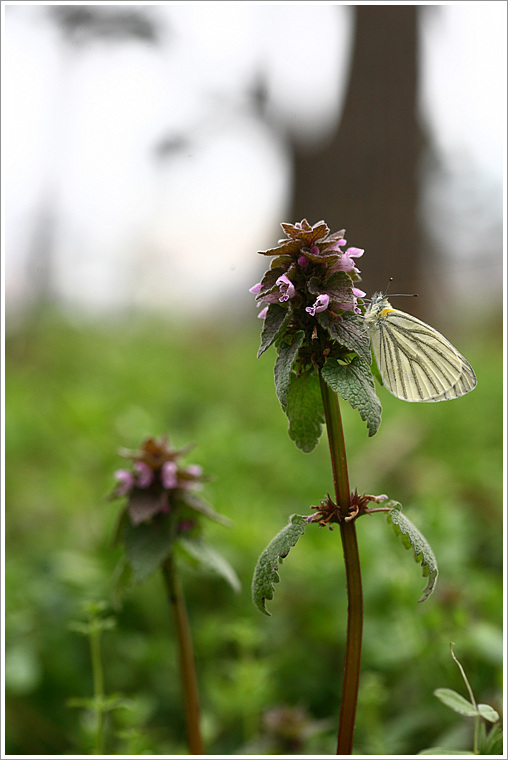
290, 5, 425, 310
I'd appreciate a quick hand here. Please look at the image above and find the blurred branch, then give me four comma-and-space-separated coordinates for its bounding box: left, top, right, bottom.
49, 6, 160, 44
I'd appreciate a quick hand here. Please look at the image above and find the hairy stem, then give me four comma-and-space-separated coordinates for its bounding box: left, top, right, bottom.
319, 374, 363, 755
162, 557, 204, 755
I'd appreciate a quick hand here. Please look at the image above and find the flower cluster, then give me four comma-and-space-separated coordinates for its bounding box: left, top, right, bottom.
113, 436, 204, 529
250, 219, 365, 324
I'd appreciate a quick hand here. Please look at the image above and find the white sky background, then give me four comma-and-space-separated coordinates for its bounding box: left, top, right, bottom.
3, 2, 506, 320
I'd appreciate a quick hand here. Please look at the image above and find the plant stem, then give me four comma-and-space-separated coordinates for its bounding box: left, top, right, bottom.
450, 644, 480, 754
319, 374, 363, 756
162, 556, 204, 755
89, 623, 105, 755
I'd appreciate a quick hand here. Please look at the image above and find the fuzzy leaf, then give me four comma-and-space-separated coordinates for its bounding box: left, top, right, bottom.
257, 303, 290, 358
434, 688, 478, 717
257, 266, 286, 298
281, 219, 329, 243
126, 489, 168, 526
123, 513, 176, 583
258, 239, 301, 257
285, 371, 325, 452
177, 537, 241, 592
252, 514, 308, 615
318, 311, 372, 364
308, 271, 352, 303
386, 503, 438, 602
321, 355, 382, 436
274, 331, 305, 407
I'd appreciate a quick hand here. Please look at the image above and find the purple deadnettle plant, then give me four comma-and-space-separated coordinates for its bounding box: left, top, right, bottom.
249, 220, 477, 755
112, 435, 239, 755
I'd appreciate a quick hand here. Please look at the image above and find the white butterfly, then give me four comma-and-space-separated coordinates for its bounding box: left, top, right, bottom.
364, 292, 477, 402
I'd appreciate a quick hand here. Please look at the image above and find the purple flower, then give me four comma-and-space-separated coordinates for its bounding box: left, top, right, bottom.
331, 247, 364, 274
336, 287, 366, 313
276, 274, 296, 302
114, 469, 135, 496
257, 306, 268, 320
133, 461, 153, 488
321, 237, 347, 253
161, 460, 178, 489
305, 294, 330, 316
186, 464, 203, 478
249, 282, 262, 294
297, 255, 309, 269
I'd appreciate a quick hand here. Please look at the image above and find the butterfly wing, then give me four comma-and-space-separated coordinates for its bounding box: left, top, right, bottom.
369, 308, 475, 402
429, 353, 477, 401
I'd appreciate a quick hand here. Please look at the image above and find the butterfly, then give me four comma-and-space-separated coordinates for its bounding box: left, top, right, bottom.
363, 292, 477, 402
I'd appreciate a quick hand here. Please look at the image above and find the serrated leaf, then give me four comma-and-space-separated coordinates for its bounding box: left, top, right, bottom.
477, 703, 500, 723
257, 303, 290, 358
274, 331, 305, 407
178, 537, 241, 593
434, 688, 478, 717
285, 371, 325, 452
257, 266, 286, 298
308, 271, 352, 304
386, 503, 438, 602
123, 513, 176, 583
252, 514, 308, 615
321, 356, 382, 436
258, 239, 301, 257
318, 311, 371, 364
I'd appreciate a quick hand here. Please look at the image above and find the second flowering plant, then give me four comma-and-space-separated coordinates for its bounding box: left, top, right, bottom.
112, 435, 239, 753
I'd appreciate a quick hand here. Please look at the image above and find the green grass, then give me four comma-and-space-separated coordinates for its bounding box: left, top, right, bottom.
5, 308, 503, 755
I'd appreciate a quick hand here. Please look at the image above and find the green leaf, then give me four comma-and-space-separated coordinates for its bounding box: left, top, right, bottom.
434, 688, 478, 717
123, 513, 176, 583
177, 537, 241, 593
308, 271, 352, 303
321, 355, 382, 436
418, 748, 473, 755
178, 491, 232, 526
68, 694, 133, 714
285, 371, 325, 452
252, 514, 308, 615
257, 303, 290, 358
477, 703, 500, 723
318, 311, 372, 364
274, 331, 305, 407
480, 724, 503, 754
386, 502, 438, 602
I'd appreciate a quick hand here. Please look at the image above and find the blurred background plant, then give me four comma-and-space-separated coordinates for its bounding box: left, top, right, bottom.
4, 2, 503, 755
